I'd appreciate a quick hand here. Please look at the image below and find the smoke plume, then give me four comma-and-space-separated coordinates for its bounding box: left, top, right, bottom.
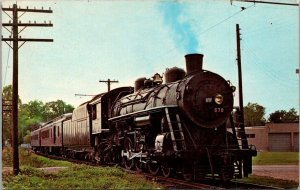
159, 2, 199, 53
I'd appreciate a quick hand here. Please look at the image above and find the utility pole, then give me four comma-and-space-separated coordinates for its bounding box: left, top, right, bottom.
236, 24, 244, 125
99, 79, 118, 92
236, 24, 248, 148
236, 23, 252, 177
2, 4, 53, 175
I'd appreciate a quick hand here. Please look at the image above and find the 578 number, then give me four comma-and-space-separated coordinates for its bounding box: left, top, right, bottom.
214, 108, 224, 113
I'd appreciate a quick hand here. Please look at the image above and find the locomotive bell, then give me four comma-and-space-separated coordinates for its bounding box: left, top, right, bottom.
152, 73, 163, 84
185, 54, 203, 75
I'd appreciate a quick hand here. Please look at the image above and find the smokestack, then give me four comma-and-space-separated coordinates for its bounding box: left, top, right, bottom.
185, 53, 203, 75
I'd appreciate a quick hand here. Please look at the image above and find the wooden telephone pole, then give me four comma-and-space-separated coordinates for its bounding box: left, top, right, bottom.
99, 79, 118, 92
236, 24, 249, 149
2, 4, 53, 175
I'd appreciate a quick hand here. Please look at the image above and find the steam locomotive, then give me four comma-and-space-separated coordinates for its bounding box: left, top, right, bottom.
31, 54, 256, 181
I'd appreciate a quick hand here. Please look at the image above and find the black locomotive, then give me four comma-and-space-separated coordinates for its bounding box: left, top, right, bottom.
31, 54, 256, 181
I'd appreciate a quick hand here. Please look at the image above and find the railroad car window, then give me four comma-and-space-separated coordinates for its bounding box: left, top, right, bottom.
58, 126, 60, 137
92, 105, 97, 120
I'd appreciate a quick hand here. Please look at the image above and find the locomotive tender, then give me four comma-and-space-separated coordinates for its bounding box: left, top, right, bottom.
31, 54, 256, 181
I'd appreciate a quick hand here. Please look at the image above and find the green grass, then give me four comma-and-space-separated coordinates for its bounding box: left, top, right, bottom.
238, 175, 299, 189
4, 165, 161, 189
252, 152, 299, 165
3, 147, 72, 167
3, 148, 299, 189
3, 148, 161, 189
245, 151, 299, 188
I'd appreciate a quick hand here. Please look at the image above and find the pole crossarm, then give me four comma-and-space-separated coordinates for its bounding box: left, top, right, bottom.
99, 79, 119, 92
2, 23, 53, 27
2, 38, 53, 42
2, 7, 53, 13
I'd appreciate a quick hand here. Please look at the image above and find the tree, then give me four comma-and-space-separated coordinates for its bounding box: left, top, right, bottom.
268, 108, 299, 123
2, 85, 75, 144
43, 100, 74, 121
244, 102, 266, 127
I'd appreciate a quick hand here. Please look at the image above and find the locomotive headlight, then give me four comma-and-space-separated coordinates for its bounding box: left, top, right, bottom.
214, 94, 223, 105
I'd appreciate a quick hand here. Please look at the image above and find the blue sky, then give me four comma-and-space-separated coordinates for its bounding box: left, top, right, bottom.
1, 0, 299, 117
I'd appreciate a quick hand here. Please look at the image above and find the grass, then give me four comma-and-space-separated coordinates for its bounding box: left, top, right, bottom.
3, 148, 299, 189
3, 147, 72, 168
252, 151, 299, 165
4, 165, 161, 190
238, 175, 299, 189
238, 151, 299, 188
3, 148, 161, 189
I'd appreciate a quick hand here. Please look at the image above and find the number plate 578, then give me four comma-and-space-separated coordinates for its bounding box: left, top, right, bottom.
214, 108, 224, 113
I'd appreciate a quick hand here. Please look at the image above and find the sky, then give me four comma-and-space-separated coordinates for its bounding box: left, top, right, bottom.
1, 0, 299, 117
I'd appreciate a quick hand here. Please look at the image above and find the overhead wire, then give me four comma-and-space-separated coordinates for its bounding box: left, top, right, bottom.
198, 4, 255, 36
241, 41, 298, 89
4, 40, 12, 87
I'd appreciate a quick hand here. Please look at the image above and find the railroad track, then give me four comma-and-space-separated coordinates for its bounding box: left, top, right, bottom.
35, 152, 282, 189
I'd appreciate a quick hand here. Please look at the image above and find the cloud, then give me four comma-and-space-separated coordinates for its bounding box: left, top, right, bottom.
158, 2, 199, 53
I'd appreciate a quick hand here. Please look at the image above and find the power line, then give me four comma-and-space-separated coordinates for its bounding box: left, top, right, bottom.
4, 41, 12, 86
199, 4, 255, 36
232, 0, 299, 6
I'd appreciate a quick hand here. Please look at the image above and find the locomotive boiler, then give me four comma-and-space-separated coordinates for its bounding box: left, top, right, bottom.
109, 54, 256, 180
31, 53, 256, 181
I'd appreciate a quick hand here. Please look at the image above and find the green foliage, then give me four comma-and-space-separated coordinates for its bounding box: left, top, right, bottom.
2, 147, 13, 167
252, 152, 299, 165
268, 108, 299, 123
3, 149, 160, 189
2, 85, 75, 144
244, 102, 266, 126
238, 175, 298, 189
43, 100, 74, 121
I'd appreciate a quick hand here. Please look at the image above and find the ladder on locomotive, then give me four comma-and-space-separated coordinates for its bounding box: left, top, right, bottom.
165, 107, 186, 151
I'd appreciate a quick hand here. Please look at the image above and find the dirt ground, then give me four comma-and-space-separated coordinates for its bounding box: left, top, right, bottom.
252, 165, 299, 182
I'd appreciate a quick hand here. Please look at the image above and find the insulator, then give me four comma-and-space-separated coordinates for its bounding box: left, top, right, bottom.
49, 7, 51, 10
9, 20, 11, 23
27, 6, 28, 9
42, 7, 44, 10
34, 21, 36, 23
